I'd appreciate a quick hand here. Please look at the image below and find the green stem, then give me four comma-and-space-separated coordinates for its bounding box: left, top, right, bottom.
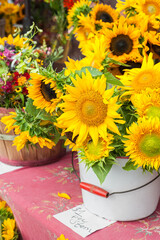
120, 107, 126, 122
30, 110, 42, 125
0, 219, 2, 240
127, 114, 134, 127
26, 109, 43, 131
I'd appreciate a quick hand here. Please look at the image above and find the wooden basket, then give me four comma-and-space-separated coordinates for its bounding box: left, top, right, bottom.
0, 108, 66, 166
0, 19, 5, 37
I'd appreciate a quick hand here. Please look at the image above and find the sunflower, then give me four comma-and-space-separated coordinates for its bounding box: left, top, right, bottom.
65, 55, 104, 76
6, 206, 13, 213
0, 34, 27, 49
102, 16, 142, 63
0, 200, 6, 209
0, 2, 20, 34
116, 0, 139, 15
117, 0, 160, 29
2, 218, 15, 240
65, 57, 88, 76
0, 0, 7, 5
118, 53, 160, 96
74, 14, 96, 46
146, 30, 160, 58
80, 34, 108, 70
80, 135, 114, 163
135, 0, 160, 17
28, 73, 63, 113
1, 112, 21, 134
67, 0, 91, 29
118, 60, 142, 75
17, 3, 25, 21
149, 15, 160, 30
131, 88, 160, 119
91, 3, 119, 28
125, 13, 149, 34
57, 70, 123, 146
123, 117, 160, 171
62, 130, 80, 151
13, 131, 55, 151
0, 2, 19, 15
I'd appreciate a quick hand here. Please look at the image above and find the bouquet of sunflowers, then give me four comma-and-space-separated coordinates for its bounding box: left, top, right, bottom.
0, 200, 19, 240
53, 0, 160, 183
1, 0, 160, 183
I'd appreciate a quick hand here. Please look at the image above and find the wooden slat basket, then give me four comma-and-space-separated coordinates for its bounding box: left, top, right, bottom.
0, 108, 66, 166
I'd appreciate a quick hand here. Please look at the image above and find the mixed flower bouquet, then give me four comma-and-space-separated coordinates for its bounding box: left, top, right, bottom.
0, 23, 65, 152
1, 0, 160, 183
0, 200, 19, 240
0, 23, 49, 109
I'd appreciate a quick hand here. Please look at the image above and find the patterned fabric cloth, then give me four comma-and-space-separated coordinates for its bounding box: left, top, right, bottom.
0, 152, 159, 240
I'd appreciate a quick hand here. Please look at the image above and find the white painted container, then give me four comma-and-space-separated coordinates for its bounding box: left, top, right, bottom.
79, 157, 160, 221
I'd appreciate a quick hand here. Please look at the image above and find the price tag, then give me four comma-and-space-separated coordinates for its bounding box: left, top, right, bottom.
54, 204, 116, 238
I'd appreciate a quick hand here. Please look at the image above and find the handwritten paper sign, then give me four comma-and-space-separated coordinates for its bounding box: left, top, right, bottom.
53, 204, 116, 238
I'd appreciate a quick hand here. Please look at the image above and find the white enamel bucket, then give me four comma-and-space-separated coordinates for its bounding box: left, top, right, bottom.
79, 157, 160, 221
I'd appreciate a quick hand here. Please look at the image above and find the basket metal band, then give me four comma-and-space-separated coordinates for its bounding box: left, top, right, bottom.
0, 134, 15, 141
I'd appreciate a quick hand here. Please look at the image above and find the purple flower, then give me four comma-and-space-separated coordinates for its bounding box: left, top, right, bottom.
4, 41, 16, 51
3, 48, 15, 61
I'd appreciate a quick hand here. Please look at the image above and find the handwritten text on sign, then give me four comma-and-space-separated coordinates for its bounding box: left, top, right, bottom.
54, 204, 116, 238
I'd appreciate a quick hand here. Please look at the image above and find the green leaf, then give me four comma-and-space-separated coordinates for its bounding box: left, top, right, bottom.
108, 59, 129, 67
0, 60, 8, 77
19, 92, 25, 106
0, 220, 2, 240
74, 66, 103, 78
25, 98, 40, 117
104, 72, 124, 86
92, 161, 113, 184
122, 160, 138, 171
50, 0, 62, 11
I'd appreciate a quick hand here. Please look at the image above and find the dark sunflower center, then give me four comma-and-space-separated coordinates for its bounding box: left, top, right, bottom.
110, 34, 133, 56
152, 44, 160, 56
96, 11, 113, 23
41, 81, 56, 101
65, 131, 78, 144
119, 61, 141, 74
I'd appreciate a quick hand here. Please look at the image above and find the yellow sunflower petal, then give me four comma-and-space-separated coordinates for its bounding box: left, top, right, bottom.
58, 192, 71, 199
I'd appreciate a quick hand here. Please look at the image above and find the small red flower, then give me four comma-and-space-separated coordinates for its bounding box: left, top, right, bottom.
63, 0, 78, 10
12, 71, 30, 95
22, 87, 28, 95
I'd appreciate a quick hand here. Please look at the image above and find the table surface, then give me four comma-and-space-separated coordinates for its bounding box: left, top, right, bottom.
0, 152, 160, 240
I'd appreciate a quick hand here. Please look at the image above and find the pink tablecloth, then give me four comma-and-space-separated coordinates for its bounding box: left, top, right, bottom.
0, 152, 160, 240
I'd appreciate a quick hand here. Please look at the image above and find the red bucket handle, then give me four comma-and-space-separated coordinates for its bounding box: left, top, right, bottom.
80, 182, 109, 198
